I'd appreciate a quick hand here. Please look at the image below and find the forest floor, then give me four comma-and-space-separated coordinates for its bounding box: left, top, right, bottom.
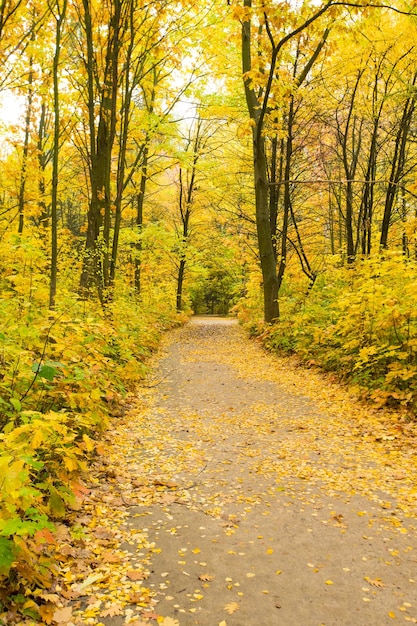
60, 317, 417, 626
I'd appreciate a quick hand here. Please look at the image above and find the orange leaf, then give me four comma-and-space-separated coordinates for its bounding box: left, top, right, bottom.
127, 569, 147, 580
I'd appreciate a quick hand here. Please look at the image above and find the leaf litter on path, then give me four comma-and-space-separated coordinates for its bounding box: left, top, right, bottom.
31, 317, 417, 626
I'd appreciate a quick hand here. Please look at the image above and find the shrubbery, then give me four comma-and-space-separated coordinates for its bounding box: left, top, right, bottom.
238, 253, 417, 416
0, 232, 183, 614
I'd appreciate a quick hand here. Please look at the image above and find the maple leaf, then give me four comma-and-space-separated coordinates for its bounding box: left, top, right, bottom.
38, 603, 55, 624
224, 602, 239, 615
52, 606, 73, 624
34, 528, 56, 545
101, 550, 122, 563
141, 611, 160, 620
100, 603, 124, 617
129, 592, 144, 604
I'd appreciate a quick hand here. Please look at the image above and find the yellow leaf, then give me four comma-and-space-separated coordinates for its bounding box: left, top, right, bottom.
83, 433, 95, 452
224, 602, 239, 615
32, 428, 45, 449
162, 618, 180, 626
63, 456, 78, 472
266, 548, 274, 554
388, 612, 396, 619
91, 388, 101, 401
364, 577, 385, 588
325, 580, 334, 585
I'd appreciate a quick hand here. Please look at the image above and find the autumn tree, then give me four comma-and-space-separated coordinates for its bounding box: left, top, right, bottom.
238, 0, 337, 321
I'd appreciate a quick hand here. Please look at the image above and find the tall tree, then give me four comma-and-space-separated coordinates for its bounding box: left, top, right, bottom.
240, 0, 333, 321
49, 0, 67, 309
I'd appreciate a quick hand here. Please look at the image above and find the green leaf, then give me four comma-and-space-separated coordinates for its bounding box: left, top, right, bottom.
0, 537, 16, 575
22, 456, 44, 470
31, 363, 57, 381
10, 398, 21, 412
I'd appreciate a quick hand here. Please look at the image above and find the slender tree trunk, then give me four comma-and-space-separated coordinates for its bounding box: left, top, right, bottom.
79, 0, 101, 293
49, 0, 67, 310
133, 148, 149, 294
176, 165, 191, 312
17, 50, 34, 235
380, 74, 417, 249
37, 102, 49, 229
110, 0, 135, 287
134, 187, 144, 294
176, 258, 186, 311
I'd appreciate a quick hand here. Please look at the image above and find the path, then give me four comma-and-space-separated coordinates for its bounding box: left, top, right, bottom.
71, 317, 417, 626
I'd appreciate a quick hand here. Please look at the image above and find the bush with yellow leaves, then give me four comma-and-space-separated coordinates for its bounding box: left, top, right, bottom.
248, 253, 417, 415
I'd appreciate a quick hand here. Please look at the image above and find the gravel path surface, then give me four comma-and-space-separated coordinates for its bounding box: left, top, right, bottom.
98, 316, 417, 626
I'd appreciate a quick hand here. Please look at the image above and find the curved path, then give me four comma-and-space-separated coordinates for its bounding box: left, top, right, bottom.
75, 317, 417, 626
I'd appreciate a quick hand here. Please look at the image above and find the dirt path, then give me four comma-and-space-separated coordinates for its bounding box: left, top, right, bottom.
72, 317, 417, 626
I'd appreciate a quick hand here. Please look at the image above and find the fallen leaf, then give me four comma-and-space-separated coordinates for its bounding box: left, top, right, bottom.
52, 606, 73, 624
102, 550, 122, 563
199, 573, 215, 581
100, 603, 124, 617
224, 602, 239, 615
365, 577, 385, 588
95, 527, 114, 539
77, 572, 105, 591
129, 592, 144, 604
153, 479, 178, 488
39, 603, 55, 624
141, 611, 160, 620
127, 569, 147, 580
162, 618, 180, 626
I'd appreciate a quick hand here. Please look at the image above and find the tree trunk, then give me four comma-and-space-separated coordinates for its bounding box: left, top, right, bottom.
17, 48, 34, 235
49, 0, 67, 309
176, 257, 186, 312
242, 3, 279, 323
380, 74, 417, 249
80, 0, 122, 299
134, 170, 146, 294
37, 102, 50, 229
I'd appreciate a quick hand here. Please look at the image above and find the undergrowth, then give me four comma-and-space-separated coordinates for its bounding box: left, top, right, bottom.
0, 232, 184, 619
238, 253, 417, 417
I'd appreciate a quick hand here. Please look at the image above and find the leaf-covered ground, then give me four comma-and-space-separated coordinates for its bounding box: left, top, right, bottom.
23, 317, 417, 625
